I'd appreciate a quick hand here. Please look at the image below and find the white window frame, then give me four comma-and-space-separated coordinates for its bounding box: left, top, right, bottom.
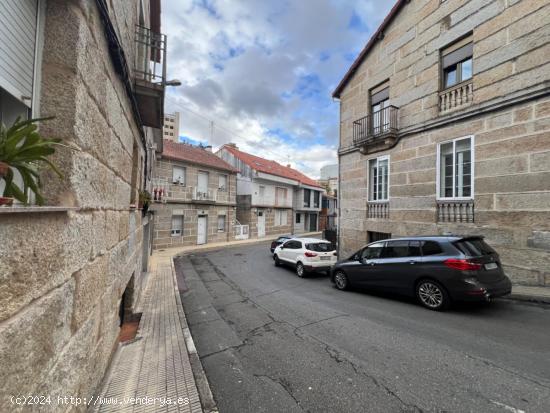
218, 174, 228, 191
436, 135, 475, 200
171, 215, 184, 236
368, 155, 390, 202
217, 215, 226, 232
172, 166, 185, 185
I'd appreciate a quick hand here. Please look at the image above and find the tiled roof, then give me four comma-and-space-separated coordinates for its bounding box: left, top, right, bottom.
162, 140, 238, 172
221, 144, 322, 188
332, 0, 406, 98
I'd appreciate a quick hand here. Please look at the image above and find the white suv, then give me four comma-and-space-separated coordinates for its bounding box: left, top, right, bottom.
273, 238, 337, 277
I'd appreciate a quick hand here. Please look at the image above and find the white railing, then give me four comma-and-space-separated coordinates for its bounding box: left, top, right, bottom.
439, 81, 473, 113
192, 187, 217, 202
234, 224, 249, 240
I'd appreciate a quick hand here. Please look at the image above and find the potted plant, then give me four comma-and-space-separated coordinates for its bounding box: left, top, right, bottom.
138, 189, 152, 215
0, 117, 65, 206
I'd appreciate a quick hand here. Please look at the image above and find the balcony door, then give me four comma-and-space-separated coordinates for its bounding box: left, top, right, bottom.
370, 85, 389, 135
198, 171, 209, 195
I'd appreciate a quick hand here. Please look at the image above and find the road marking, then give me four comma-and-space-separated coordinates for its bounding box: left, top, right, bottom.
490, 400, 525, 413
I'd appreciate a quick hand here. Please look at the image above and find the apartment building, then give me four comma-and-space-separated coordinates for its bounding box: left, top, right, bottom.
0, 0, 167, 408
163, 111, 180, 142
317, 163, 339, 196
217, 143, 324, 238
151, 140, 238, 248
334, 0, 550, 287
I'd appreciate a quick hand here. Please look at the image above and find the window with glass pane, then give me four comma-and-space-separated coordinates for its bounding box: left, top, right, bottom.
171, 215, 183, 236
217, 215, 225, 232
441, 40, 473, 89
218, 174, 227, 191
172, 166, 185, 184
313, 191, 320, 207
439, 137, 473, 199
304, 189, 311, 207
369, 157, 389, 201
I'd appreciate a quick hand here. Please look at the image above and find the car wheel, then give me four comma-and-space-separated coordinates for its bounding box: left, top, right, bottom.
274, 255, 281, 266
333, 270, 349, 291
416, 279, 450, 311
296, 262, 306, 278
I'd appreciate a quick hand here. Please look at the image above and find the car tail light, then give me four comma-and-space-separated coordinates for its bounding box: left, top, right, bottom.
305, 251, 317, 257
444, 258, 482, 271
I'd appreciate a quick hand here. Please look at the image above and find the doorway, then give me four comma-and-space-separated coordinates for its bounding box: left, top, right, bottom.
197, 215, 207, 245
257, 210, 266, 238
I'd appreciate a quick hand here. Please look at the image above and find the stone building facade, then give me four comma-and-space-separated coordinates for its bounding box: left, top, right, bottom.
151, 140, 238, 249
334, 0, 550, 286
0, 0, 165, 410
217, 143, 323, 239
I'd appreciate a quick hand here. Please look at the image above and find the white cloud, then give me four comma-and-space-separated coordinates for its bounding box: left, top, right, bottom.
162, 0, 395, 178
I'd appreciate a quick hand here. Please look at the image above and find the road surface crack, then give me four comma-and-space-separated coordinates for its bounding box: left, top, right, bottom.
253, 374, 308, 412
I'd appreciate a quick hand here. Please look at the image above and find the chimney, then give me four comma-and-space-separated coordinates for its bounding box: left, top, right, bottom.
227, 142, 238, 149
205, 145, 212, 152
286, 164, 291, 168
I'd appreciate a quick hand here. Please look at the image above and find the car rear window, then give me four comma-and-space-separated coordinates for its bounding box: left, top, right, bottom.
306, 243, 335, 252
454, 238, 496, 257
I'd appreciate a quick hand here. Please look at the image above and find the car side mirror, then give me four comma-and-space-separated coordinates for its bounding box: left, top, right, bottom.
352, 254, 360, 261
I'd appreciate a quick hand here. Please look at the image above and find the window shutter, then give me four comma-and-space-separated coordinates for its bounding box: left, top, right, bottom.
442, 43, 473, 69
0, 0, 38, 107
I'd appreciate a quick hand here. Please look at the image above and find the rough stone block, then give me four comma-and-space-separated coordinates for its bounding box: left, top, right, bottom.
496, 192, 550, 211
475, 155, 528, 177
530, 151, 550, 172
527, 231, 550, 251
72, 255, 108, 333
0, 280, 74, 407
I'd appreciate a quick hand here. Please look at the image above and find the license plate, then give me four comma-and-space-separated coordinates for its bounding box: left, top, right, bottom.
485, 263, 498, 270
320, 256, 331, 261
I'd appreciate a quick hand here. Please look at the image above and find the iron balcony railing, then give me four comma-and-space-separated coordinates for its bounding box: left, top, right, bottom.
353, 105, 399, 145
134, 25, 167, 85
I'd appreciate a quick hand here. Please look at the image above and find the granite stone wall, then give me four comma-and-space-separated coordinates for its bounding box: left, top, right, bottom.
0, 1, 150, 410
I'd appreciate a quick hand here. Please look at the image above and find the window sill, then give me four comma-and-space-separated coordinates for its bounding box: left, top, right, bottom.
0, 206, 79, 214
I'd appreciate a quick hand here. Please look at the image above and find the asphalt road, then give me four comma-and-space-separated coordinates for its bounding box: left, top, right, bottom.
175, 242, 550, 413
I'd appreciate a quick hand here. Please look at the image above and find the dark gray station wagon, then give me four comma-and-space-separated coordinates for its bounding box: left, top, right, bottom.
330, 236, 512, 311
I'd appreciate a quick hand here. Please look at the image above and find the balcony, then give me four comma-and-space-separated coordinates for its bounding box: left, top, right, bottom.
134, 25, 166, 128
439, 81, 473, 114
192, 187, 217, 203
436, 200, 474, 223
367, 201, 389, 219
353, 106, 399, 154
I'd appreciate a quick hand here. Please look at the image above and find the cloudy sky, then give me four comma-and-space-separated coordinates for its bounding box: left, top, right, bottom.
162, 0, 395, 178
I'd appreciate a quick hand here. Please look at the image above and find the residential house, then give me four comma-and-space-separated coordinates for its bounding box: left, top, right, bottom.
151, 140, 238, 248
217, 143, 324, 238
163, 111, 180, 142
334, 0, 550, 287
0, 0, 167, 408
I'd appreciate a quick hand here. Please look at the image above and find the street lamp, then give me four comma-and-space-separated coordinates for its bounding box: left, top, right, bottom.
165, 79, 182, 87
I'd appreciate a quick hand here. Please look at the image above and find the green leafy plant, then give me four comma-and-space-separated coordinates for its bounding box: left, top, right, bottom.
138, 189, 151, 207
0, 117, 64, 205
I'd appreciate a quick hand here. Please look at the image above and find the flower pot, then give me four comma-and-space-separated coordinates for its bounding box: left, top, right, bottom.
0, 197, 14, 206
0, 162, 9, 177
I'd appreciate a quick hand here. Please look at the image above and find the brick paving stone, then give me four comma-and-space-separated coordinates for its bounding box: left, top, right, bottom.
90, 255, 203, 413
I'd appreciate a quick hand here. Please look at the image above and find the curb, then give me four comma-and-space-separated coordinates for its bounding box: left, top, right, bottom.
505, 294, 550, 306
170, 258, 219, 413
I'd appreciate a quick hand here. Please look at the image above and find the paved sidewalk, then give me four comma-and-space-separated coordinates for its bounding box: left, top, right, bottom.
509, 285, 550, 305
154, 231, 323, 259
91, 255, 202, 413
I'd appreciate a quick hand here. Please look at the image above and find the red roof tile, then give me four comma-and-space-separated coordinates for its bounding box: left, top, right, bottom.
221, 145, 322, 188
162, 140, 238, 172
